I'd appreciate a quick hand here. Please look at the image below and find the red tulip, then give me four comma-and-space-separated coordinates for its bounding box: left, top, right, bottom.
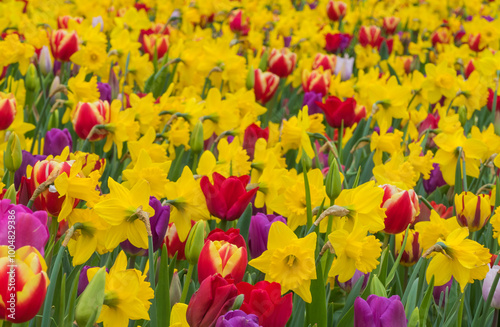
0, 246, 49, 323
326, 1, 347, 22
359, 25, 383, 48
243, 123, 269, 160
395, 230, 421, 267
164, 221, 195, 260
382, 17, 400, 35
380, 184, 419, 234
198, 228, 248, 283
487, 88, 500, 112
268, 48, 297, 78
141, 34, 169, 60
302, 69, 331, 96
186, 274, 238, 327
468, 33, 486, 52
315, 96, 362, 128
72, 100, 111, 141
229, 10, 250, 36
236, 281, 293, 327
50, 29, 79, 62
325, 33, 352, 53
464, 59, 475, 79
0, 92, 16, 131
312, 53, 336, 72
431, 27, 450, 47
57, 15, 83, 29
200, 173, 258, 221
254, 69, 280, 104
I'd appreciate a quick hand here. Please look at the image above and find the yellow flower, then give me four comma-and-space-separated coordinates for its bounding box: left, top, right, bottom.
128, 127, 169, 164
53, 159, 101, 222
202, 88, 240, 139
415, 210, 461, 252
373, 152, 418, 190
333, 181, 387, 233
70, 42, 109, 76
270, 168, 327, 231
0, 34, 35, 75
216, 137, 251, 177
425, 228, 490, 292
328, 219, 382, 283
421, 62, 459, 104
490, 207, 500, 244
103, 100, 140, 158
93, 178, 154, 250
87, 251, 154, 327
454, 192, 491, 232
280, 106, 315, 163
164, 166, 210, 242
249, 222, 317, 303
370, 130, 404, 166
170, 303, 189, 327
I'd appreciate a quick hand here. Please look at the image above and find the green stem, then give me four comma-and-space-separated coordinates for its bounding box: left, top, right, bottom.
302, 158, 313, 230
192, 152, 200, 173
148, 235, 157, 327
180, 264, 195, 303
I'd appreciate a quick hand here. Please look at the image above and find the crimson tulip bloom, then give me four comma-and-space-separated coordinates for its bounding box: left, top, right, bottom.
316, 96, 363, 128
236, 281, 293, 327
243, 123, 269, 160
380, 184, 419, 234
200, 173, 258, 221
50, 29, 79, 62
254, 69, 280, 104
0, 92, 16, 131
187, 274, 238, 327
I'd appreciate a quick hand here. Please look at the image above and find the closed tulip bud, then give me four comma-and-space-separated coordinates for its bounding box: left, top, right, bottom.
198, 228, 248, 283
326, 1, 347, 22
335, 270, 369, 293
482, 265, 500, 309
312, 53, 337, 72
316, 95, 358, 128
464, 60, 475, 79
0, 92, 16, 131
72, 100, 111, 141
75, 267, 106, 327
50, 29, 80, 62
4, 132, 22, 172
47, 110, 60, 130
0, 246, 49, 323
326, 159, 342, 201
187, 274, 238, 327
165, 221, 195, 260
185, 220, 205, 265
359, 26, 383, 48
190, 121, 204, 154
92, 16, 104, 31
246, 65, 255, 90
43, 128, 73, 156
468, 33, 486, 52
243, 123, 268, 160
3, 185, 16, 203
394, 229, 421, 267
433, 278, 453, 306
334, 54, 355, 81
170, 272, 182, 305
354, 295, 407, 327
254, 69, 279, 104
216, 310, 260, 327
25, 64, 38, 92
267, 48, 297, 78
380, 184, 419, 235
382, 17, 400, 35
431, 27, 450, 47
228, 10, 250, 36
142, 34, 169, 60
302, 69, 331, 96
454, 192, 491, 232
325, 33, 352, 53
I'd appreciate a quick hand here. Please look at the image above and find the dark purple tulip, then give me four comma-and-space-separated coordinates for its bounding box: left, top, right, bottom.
216, 310, 261, 327
97, 82, 112, 103
120, 196, 170, 256
336, 270, 369, 293
423, 163, 446, 194
0, 199, 49, 255
283, 36, 292, 48
433, 278, 453, 306
14, 151, 46, 189
43, 128, 73, 156
303, 92, 324, 115
248, 213, 286, 259
354, 295, 407, 327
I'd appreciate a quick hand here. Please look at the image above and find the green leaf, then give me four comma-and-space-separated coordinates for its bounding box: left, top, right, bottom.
236, 204, 253, 243
64, 270, 81, 327
337, 306, 354, 326
305, 255, 327, 327
156, 245, 171, 327
152, 65, 169, 98
359, 150, 375, 184
370, 274, 387, 297
455, 152, 463, 195
408, 308, 420, 327
386, 226, 410, 288
404, 279, 419, 318
337, 274, 365, 324
419, 275, 435, 326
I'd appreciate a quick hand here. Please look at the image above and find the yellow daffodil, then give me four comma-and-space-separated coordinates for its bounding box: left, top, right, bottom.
415, 210, 461, 252
281, 106, 315, 163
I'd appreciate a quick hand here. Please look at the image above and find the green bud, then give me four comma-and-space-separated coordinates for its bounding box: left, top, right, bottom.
190, 121, 204, 154
231, 294, 245, 310
326, 159, 342, 201
169, 272, 182, 306
246, 65, 255, 90
301, 153, 312, 172
4, 133, 22, 172
185, 220, 205, 265
75, 267, 106, 327
458, 106, 467, 127
258, 50, 269, 71
25, 64, 38, 92
47, 110, 60, 130
3, 185, 16, 203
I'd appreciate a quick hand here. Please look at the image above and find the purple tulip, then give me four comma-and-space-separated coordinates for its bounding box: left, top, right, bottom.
97, 82, 112, 103
0, 199, 49, 255
216, 310, 261, 327
248, 213, 286, 259
283, 36, 292, 48
303, 92, 324, 115
14, 151, 46, 190
483, 266, 500, 309
354, 295, 407, 327
44, 128, 73, 156
120, 196, 170, 256
423, 163, 446, 194
336, 270, 369, 293
433, 278, 453, 306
